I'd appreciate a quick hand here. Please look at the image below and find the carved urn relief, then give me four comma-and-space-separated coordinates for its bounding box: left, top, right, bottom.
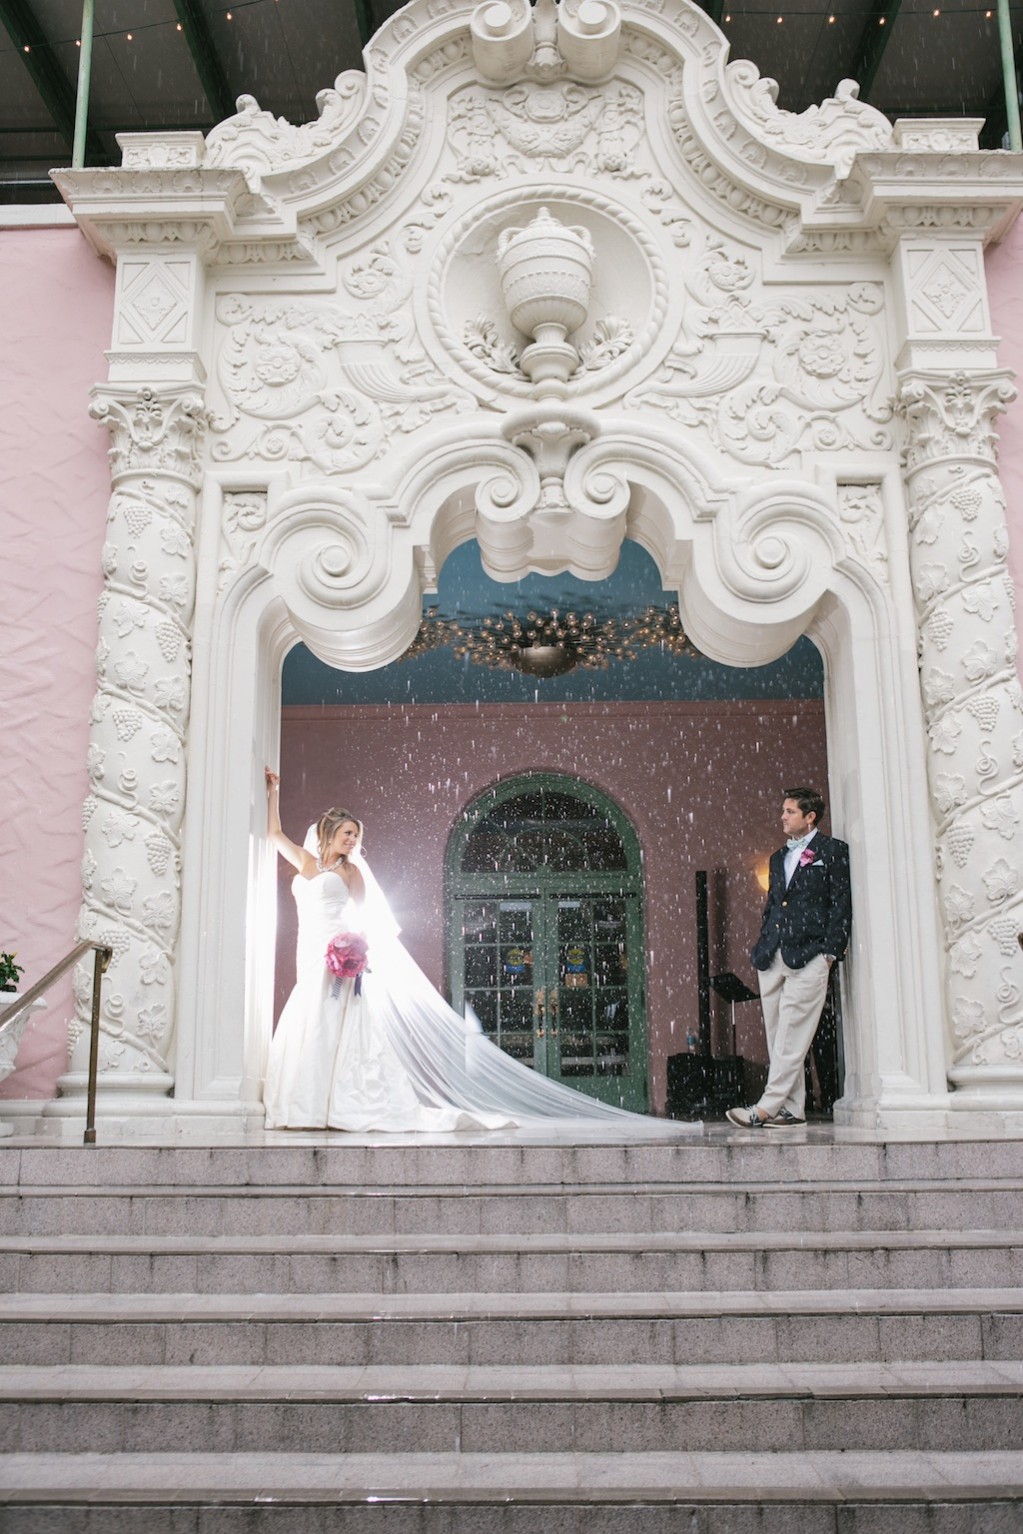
497, 207, 596, 394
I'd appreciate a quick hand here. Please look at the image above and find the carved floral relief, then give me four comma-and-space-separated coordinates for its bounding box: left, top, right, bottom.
629, 236, 891, 469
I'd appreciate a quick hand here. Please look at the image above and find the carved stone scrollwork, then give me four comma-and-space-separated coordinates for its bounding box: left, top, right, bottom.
723, 70, 893, 180
66, 386, 209, 1102
205, 79, 366, 179
896, 369, 1023, 1087
471, 0, 622, 87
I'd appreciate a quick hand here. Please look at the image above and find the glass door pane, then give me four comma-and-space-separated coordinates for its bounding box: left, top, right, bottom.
547, 894, 643, 1107
458, 899, 542, 1067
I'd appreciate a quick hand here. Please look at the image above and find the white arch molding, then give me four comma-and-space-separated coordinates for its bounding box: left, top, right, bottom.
46, 0, 1023, 1133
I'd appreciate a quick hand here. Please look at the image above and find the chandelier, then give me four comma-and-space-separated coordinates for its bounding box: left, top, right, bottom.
401, 604, 696, 678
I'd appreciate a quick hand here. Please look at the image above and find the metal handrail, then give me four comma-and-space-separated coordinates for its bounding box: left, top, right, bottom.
0, 940, 113, 1146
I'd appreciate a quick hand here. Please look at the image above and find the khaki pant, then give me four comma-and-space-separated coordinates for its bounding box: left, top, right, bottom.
756, 951, 831, 1118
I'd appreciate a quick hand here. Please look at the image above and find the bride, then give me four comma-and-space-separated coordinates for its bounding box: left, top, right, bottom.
262, 769, 694, 1135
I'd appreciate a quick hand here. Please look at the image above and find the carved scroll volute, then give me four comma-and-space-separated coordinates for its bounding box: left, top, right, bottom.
897, 369, 1023, 1087
66, 386, 209, 1103
471, 0, 622, 86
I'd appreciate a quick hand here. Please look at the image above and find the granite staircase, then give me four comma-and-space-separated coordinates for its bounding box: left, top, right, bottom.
0, 1135, 1021, 1532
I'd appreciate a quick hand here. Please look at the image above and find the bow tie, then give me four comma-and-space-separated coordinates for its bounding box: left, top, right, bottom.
787, 835, 814, 852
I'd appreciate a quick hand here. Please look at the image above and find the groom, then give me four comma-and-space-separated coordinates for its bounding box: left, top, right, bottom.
727, 786, 851, 1130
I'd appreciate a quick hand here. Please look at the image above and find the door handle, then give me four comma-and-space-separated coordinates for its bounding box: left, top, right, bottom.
534, 986, 546, 1038
548, 986, 558, 1036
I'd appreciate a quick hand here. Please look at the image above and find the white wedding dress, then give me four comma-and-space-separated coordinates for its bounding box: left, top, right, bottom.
263, 848, 695, 1136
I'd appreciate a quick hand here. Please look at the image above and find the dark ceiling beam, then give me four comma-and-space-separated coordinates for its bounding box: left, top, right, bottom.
171, 0, 235, 123
352, 0, 374, 49
848, 0, 902, 101
0, 0, 105, 160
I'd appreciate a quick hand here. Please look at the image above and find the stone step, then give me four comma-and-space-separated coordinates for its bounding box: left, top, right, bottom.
1, 1360, 1021, 1454
0, 1448, 1020, 1534
2, 1287, 1020, 1367
4, 1179, 1021, 1237
4, 1137, 1022, 1188
2, 1228, 1020, 1294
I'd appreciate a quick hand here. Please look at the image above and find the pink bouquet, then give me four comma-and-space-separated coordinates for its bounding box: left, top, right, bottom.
326, 931, 369, 999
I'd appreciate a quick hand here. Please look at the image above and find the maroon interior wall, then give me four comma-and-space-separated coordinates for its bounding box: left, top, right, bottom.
277, 698, 829, 1113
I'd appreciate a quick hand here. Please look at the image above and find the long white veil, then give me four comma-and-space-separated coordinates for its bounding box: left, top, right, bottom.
302, 826, 697, 1136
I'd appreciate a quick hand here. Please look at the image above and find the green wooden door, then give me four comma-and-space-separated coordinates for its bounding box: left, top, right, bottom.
447, 776, 648, 1112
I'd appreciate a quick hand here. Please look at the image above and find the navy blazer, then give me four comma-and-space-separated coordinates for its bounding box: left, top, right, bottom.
750, 832, 852, 972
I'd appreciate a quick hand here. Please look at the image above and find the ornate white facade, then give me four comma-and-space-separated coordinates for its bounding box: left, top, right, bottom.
48, 0, 1023, 1132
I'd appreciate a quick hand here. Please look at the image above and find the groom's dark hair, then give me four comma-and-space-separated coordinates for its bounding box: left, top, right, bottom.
784, 786, 825, 825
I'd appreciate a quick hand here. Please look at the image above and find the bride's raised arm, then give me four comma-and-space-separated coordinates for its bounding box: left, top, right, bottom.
264, 768, 317, 876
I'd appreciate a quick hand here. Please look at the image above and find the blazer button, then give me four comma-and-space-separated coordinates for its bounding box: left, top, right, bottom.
781, 900, 788, 907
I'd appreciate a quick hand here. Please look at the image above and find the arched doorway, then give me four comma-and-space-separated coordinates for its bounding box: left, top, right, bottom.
446, 774, 648, 1111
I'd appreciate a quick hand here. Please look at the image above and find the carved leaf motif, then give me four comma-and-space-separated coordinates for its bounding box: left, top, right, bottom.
154, 677, 187, 713
136, 1003, 168, 1041
929, 716, 962, 755
933, 772, 966, 814
99, 868, 137, 917
923, 668, 956, 708
961, 640, 1000, 684
983, 858, 1021, 905
150, 728, 182, 765
914, 508, 943, 545
962, 581, 997, 622
944, 883, 975, 926
139, 950, 169, 986
148, 780, 182, 816
142, 891, 177, 933
463, 317, 521, 374
915, 564, 950, 604
949, 932, 983, 977
952, 995, 987, 1039
100, 810, 136, 849
575, 317, 635, 372
981, 796, 1020, 841
112, 652, 149, 693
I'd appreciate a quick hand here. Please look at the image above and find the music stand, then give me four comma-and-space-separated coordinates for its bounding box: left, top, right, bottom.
710, 971, 759, 1056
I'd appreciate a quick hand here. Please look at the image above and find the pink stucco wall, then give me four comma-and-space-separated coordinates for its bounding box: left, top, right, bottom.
0, 225, 114, 1099
279, 699, 829, 1114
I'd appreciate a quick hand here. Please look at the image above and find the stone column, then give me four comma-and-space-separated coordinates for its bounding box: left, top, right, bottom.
56, 385, 209, 1117
898, 368, 1023, 1107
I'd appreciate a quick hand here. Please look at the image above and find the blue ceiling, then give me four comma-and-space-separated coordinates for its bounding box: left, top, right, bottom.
282, 540, 824, 706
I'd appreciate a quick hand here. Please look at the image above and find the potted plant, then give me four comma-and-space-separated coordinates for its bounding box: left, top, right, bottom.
0, 953, 24, 995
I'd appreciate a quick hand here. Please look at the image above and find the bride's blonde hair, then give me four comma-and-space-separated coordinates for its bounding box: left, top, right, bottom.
317, 808, 362, 865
